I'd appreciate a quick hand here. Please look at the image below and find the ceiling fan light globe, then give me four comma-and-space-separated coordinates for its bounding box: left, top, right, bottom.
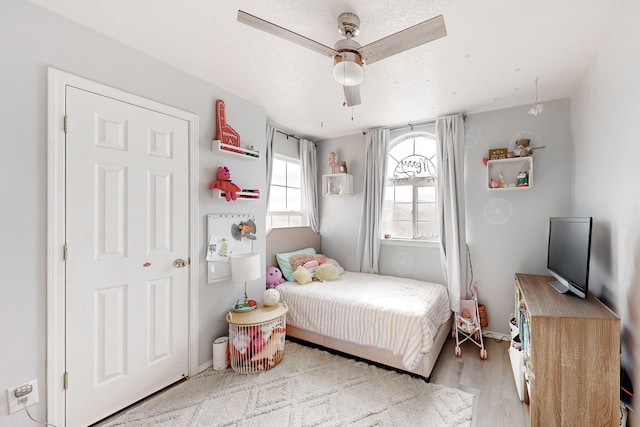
333, 61, 364, 86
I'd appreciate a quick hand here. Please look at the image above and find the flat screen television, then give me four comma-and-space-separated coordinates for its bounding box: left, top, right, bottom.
546, 216, 593, 298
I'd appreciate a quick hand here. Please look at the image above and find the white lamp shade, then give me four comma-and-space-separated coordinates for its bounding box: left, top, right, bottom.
333, 52, 364, 86
230, 253, 261, 282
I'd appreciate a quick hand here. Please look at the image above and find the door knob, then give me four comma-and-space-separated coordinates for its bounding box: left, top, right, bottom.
173, 258, 187, 268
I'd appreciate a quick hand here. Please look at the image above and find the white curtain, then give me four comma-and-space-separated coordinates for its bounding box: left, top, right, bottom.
299, 139, 319, 232
355, 128, 390, 273
436, 114, 467, 313
265, 124, 276, 205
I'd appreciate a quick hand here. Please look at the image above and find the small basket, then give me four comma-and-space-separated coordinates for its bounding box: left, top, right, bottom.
228, 314, 286, 374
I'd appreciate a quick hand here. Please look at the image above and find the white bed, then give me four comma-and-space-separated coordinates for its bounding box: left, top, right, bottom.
266, 227, 453, 380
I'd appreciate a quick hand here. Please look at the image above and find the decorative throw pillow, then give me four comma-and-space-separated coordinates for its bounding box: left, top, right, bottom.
292, 265, 313, 285
315, 263, 339, 282
276, 247, 316, 281
289, 253, 327, 271
324, 258, 345, 275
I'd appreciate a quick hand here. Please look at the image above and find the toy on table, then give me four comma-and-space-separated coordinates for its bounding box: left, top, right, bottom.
209, 166, 241, 201
262, 288, 280, 306
266, 266, 285, 289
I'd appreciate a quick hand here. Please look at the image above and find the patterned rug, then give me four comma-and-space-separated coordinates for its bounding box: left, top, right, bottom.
102, 341, 474, 426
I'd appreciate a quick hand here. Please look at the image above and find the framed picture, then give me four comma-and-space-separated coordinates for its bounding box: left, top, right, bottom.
206, 214, 257, 283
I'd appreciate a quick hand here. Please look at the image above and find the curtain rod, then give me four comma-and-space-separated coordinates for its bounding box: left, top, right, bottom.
381, 114, 467, 133
276, 129, 300, 141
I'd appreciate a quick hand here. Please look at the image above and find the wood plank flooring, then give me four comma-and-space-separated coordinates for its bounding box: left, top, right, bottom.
430, 335, 527, 427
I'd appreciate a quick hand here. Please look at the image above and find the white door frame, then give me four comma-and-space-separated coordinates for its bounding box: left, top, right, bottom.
46, 68, 200, 427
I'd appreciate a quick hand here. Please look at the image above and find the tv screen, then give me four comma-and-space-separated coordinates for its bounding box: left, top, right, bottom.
547, 216, 593, 298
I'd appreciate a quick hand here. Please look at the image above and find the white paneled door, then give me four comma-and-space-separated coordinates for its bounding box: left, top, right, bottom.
65, 87, 189, 427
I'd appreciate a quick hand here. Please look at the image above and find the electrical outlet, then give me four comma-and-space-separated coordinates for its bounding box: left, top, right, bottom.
6, 379, 38, 414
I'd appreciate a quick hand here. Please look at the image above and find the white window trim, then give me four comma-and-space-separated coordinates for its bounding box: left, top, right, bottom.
267, 155, 305, 228
383, 131, 440, 242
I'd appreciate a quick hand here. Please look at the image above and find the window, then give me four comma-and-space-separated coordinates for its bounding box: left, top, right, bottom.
267, 156, 304, 229
382, 132, 439, 241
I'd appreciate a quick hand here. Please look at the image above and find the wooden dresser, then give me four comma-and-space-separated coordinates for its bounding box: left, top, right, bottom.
514, 273, 620, 427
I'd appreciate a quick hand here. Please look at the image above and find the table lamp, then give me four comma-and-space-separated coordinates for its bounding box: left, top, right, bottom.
230, 253, 261, 311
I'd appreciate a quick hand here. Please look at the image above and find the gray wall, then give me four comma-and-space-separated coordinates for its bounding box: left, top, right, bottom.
570, 0, 639, 373
0, 1, 265, 424
318, 98, 573, 337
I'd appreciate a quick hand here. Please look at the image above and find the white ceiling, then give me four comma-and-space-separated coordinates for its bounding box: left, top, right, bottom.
30, 0, 621, 140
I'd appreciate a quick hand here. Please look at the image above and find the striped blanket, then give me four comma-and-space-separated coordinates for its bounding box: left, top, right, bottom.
276, 272, 451, 370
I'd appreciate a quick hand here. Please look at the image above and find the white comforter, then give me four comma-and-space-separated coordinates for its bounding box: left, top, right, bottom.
276, 271, 451, 370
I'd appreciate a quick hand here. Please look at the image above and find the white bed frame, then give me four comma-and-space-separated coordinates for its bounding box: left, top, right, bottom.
266, 227, 452, 380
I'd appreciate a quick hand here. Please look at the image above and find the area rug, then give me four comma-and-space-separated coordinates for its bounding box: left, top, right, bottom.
103, 341, 474, 426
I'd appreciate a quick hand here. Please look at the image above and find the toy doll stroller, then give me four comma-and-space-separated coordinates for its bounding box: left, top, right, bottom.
453, 283, 487, 359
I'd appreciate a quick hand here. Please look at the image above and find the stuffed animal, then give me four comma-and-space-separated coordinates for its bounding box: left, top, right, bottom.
265, 266, 285, 289
208, 166, 241, 201
511, 139, 533, 157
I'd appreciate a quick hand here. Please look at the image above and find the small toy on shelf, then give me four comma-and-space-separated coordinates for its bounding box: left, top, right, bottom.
489, 179, 501, 188
328, 152, 337, 173
209, 166, 241, 201
265, 266, 285, 289
517, 171, 529, 187
509, 139, 533, 158
339, 161, 348, 173
216, 99, 240, 151
498, 171, 505, 188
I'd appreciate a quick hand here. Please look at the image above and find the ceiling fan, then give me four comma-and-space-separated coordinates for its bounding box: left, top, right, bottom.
237, 10, 447, 107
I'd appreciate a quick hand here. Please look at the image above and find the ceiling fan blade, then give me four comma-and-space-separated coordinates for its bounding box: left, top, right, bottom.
359, 15, 446, 65
344, 85, 361, 107
238, 10, 337, 57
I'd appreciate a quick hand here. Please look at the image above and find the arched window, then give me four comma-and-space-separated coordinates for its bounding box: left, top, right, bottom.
382, 132, 439, 241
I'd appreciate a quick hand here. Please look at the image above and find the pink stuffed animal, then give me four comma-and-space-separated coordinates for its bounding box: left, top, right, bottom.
209, 166, 241, 201
266, 266, 285, 289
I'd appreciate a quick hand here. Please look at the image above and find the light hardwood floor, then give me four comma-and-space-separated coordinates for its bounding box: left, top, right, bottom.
430, 335, 527, 427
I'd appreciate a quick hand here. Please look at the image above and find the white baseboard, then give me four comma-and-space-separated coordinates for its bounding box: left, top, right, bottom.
198, 359, 212, 373
481, 330, 510, 341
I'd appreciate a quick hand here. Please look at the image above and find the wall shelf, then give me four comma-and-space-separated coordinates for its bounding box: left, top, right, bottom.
322, 173, 353, 196
211, 189, 261, 200
212, 139, 260, 159
487, 157, 533, 190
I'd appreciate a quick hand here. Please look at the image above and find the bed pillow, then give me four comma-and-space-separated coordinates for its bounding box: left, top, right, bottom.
289, 253, 327, 271
276, 247, 316, 281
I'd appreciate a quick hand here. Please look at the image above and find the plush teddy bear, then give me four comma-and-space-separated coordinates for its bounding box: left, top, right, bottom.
208, 166, 241, 201
265, 266, 285, 289
511, 139, 533, 157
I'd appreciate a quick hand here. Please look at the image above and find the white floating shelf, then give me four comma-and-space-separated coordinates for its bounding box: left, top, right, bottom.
211, 189, 261, 200
212, 140, 260, 159
487, 157, 533, 191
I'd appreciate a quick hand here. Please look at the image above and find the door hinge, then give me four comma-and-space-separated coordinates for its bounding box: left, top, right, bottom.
63, 244, 68, 261
63, 372, 68, 390
63, 115, 68, 133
